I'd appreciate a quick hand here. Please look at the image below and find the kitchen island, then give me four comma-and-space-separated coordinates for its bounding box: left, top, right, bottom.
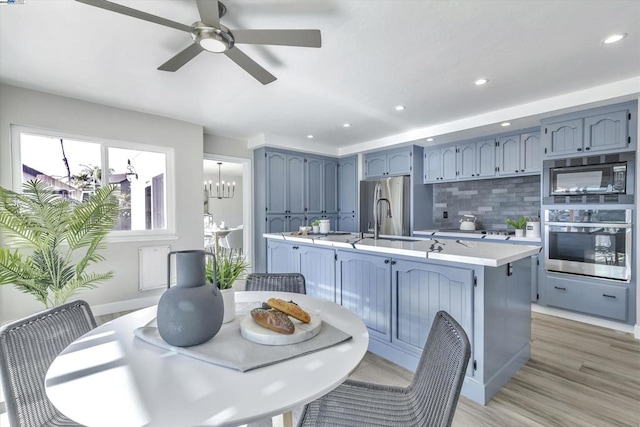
264, 232, 541, 405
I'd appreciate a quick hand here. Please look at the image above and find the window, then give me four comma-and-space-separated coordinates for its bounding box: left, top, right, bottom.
14, 127, 174, 236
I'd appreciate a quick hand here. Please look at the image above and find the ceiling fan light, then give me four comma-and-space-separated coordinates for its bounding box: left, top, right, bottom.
198, 34, 228, 53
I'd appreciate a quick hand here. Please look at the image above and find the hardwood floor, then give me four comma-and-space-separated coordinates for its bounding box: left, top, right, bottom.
95, 311, 640, 427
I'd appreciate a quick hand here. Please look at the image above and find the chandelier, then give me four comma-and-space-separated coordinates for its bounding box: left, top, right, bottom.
204, 162, 235, 199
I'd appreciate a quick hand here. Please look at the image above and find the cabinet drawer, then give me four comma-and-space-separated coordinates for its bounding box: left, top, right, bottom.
546, 276, 628, 321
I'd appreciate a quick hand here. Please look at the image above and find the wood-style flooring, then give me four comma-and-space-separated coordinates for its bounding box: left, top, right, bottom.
93, 311, 640, 427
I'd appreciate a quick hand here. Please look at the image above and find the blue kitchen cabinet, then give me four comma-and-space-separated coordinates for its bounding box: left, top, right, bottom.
542, 102, 636, 158
299, 244, 337, 302
266, 151, 305, 214
338, 155, 357, 231
307, 157, 338, 217
457, 139, 496, 179
457, 142, 477, 179
267, 239, 300, 273
476, 138, 497, 177
423, 145, 462, 182
392, 259, 474, 374
337, 251, 392, 342
266, 213, 305, 234
364, 147, 412, 178
266, 240, 336, 302
497, 131, 541, 176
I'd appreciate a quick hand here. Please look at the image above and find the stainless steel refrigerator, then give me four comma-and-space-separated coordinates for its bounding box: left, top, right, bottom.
359, 176, 411, 236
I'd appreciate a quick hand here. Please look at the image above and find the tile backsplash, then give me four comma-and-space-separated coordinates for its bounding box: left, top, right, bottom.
432, 175, 541, 231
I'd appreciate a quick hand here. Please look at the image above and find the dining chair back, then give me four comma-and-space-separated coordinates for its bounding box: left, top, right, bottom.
297, 310, 471, 427
245, 273, 306, 294
220, 228, 243, 256
0, 300, 97, 427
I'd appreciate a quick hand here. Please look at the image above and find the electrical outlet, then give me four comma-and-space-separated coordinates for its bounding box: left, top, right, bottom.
443, 211, 448, 219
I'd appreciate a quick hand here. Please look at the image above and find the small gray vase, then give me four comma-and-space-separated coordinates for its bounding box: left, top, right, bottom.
157, 250, 224, 347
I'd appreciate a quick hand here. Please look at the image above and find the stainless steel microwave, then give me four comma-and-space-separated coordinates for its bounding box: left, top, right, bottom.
542, 152, 635, 204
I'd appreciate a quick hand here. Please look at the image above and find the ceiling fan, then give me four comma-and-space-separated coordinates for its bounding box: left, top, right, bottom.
76, 0, 322, 85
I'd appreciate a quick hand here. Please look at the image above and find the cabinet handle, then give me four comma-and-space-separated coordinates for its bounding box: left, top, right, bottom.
602, 294, 616, 299
292, 246, 299, 250
585, 147, 590, 151
391, 260, 396, 265
521, 169, 525, 172
554, 286, 566, 291
577, 148, 582, 152
384, 259, 390, 264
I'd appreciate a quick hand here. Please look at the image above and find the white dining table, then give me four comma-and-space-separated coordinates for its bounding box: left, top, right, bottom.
45, 292, 369, 427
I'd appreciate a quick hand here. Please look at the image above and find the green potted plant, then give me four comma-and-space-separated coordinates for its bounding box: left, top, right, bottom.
0, 179, 120, 307
312, 219, 320, 234
506, 216, 527, 237
206, 250, 250, 323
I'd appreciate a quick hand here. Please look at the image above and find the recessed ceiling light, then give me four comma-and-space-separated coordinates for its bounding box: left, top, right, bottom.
307, 134, 314, 139
474, 78, 489, 86
394, 105, 405, 111
501, 122, 511, 127
603, 33, 627, 44
426, 137, 434, 142
343, 123, 351, 128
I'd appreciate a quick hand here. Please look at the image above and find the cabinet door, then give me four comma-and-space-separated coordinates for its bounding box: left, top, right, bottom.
476, 138, 496, 178
386, 149, 411, 176
457, 142, 477, 179
392, 260, 474, 374
266, 215, 286, 233
497, 134, 521, 176
266, 152, 287, 214
338, 156, 357, 215
584, 110, 628, 153
441, 146, 457, 181
287, 155, 306, 214
544, 119, 583, 157
338, 214, 357, 232
364, 153, 387, 179
323, 159, 338, 214
306, 157, 323, 214
520, 132, 541, 173
338, 251, 391, 341
287, 214, 306, 232
423, 149, 442, 183
299, 245, 336, 302
267, 240, 300, 273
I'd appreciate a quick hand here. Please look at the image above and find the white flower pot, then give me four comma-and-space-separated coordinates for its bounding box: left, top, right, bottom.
312, 225, 320, 233
221, 287, 236, 323
515, 229, 524, 237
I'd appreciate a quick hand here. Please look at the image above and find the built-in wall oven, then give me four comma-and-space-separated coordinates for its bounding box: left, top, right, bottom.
544, 208, 632, 282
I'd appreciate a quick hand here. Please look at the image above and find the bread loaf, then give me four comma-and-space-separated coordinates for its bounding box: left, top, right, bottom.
267, 298, 311, 323
250, 308, 295, 334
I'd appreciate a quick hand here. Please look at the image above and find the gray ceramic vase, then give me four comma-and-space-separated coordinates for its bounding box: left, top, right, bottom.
157, 250, 224, 347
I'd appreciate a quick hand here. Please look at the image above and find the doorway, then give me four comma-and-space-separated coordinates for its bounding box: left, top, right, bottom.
203, 154, 253, 268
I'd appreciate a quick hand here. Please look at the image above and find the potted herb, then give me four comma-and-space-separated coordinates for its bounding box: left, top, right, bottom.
312, 219, 320, 234
206, 250, 250, 323
0, 179, 120, 307
506, 216, 527, 237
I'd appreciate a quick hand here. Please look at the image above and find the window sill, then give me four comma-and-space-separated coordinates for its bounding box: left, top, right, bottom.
106, 233, 181, 243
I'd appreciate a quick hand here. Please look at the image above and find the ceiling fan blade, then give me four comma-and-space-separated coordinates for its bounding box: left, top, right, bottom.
232, 29, 321, 48
158, 44, 203, 72
224, 48, 276, 85
196, 0, 220, 27
75, 0, 192, 33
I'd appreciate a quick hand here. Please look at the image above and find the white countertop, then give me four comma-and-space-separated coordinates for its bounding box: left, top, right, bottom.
264, 232, 541, 267
414, 229, 542, 244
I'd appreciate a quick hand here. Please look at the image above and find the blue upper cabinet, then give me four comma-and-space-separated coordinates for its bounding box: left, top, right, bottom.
542, 102, 636, 159
496, 131, 540, 176
476, 138, 497, 177
338, 155, 357, 232
266, 151, 305, 214
364, 147, 411, 179
424, 138, 498, 183
306, 156, 337, 216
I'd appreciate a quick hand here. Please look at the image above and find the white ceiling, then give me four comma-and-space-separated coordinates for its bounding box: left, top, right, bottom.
1, 0, 639, 156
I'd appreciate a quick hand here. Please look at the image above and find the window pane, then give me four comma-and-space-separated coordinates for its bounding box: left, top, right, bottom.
21, 134, 101, 201
107, 147, 166, 231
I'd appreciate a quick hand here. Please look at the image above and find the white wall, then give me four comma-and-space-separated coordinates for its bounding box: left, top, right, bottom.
0, 84, 204, 322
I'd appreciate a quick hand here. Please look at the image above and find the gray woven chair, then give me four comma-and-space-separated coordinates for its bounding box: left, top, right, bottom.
0, 300, 97, 427
297, 310, 471, 427
245, 273, 306, 294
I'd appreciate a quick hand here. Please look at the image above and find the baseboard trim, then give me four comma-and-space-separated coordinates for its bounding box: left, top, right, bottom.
91, 296, 161, 317
531, 304, 635, 336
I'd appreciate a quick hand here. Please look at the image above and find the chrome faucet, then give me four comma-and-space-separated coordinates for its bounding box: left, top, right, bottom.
373, 182, 392, 240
